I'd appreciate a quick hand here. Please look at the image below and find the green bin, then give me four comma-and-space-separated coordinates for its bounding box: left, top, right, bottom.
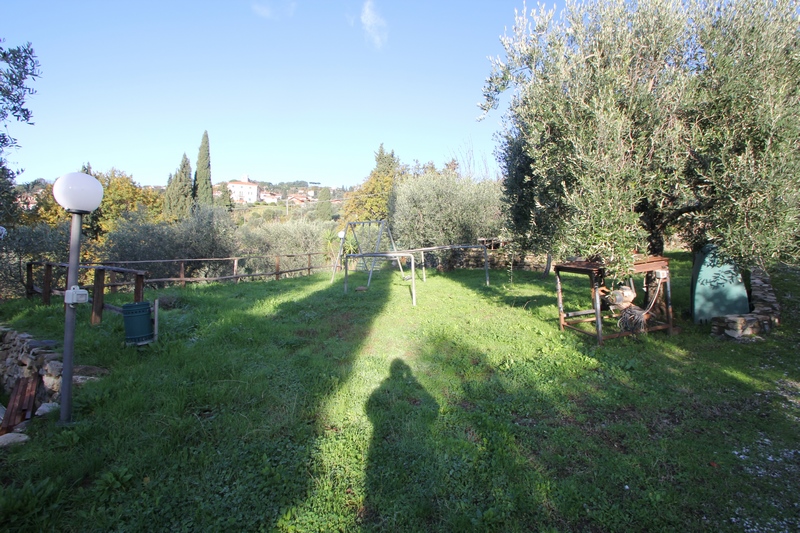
122, 301, 154, 344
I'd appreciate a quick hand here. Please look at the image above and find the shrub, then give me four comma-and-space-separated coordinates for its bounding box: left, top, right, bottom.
0, 223, 69, 297
390, 169, 503, 268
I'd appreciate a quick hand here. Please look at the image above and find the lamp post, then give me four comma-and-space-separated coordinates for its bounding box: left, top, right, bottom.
53, 172, 104, 424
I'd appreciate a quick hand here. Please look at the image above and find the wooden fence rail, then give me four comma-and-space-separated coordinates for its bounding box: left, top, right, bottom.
25, 253, 331, 324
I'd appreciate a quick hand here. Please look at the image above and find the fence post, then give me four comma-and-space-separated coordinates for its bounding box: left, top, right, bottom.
180, 261, 186, 288
275, 256, 281, 281
25, 263, 33, 298
108, 270, 118, 293
307, 254, 312, 276
234, 258, 239, 283
43, 263, 53, 305
134, 273, 144, 302
91, 268, 106, 325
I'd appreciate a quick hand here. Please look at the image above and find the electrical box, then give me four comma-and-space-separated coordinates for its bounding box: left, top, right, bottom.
64, 286, 89, 305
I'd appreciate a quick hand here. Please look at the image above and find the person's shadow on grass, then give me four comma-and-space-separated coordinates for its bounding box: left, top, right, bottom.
364, 358, 440, 530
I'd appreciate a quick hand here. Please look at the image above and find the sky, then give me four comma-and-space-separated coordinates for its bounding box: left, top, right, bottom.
1, 0, 560, 189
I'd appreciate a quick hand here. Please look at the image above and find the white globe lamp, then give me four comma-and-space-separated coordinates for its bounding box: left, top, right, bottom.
53, 172, 104, 424
53, 172, 104, 213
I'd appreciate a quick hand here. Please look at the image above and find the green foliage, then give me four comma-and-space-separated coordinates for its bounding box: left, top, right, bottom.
681, 0, 800, 267
483, 0, 800, 273
102, 206, 236, 279
0, 166, 20, 227
163, 154, 193, 221
390, 165, 503, 249
343, 144, 402, 223
0, 39, 40, 225
237, 218, 330, 275
83, 167, 162, 241
25, 166, 162, 249
0, 222, 68, 297
218, 183, 234, 211
193, 131, 213, 206
0, 478, 63, 531
314, 187, 332, 221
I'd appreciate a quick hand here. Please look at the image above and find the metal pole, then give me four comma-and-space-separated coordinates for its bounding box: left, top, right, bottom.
60, 212, 83, 424
483, 245, 490, 286
344, 254, 349, 293
410, 255, 416, 306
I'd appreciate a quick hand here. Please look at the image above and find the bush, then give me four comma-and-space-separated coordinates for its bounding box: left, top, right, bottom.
102, 207, 237, 281
237, 219, 332, 276
390, 170, 503, 268
0, 223, 69, 298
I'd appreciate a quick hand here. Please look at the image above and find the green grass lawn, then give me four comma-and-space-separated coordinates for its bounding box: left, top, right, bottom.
1, 252, 799, 532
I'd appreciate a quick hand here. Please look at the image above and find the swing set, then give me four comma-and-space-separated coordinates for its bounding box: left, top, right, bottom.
330, 220, 491, 306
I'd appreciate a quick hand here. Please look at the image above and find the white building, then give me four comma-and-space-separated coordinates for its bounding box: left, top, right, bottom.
227, 180, 259, 204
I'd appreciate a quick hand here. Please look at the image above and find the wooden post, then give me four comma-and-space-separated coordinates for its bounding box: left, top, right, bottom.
233, 258, 239, 283
91, 268, 106, 325
108, 270, 117, 293
179, 261, 186, 288
25, 262, 33, 298
275, 256, 281, 281
43, 263, 53, 305
307, 254, 312, 276
134, 273, 144, 302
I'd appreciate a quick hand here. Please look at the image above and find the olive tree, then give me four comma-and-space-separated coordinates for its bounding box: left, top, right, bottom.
390, 166, 503, 249
0, 223, 68, 297
482, 0, 800, 275
102, 206, 236, 280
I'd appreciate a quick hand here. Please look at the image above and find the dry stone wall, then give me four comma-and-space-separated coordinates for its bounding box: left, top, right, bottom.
0, 328, 63, 406
452, 249, 548, 272
711, 270, 781, 339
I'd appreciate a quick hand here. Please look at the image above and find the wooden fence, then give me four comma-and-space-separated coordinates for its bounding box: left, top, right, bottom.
26, 253, 331, 324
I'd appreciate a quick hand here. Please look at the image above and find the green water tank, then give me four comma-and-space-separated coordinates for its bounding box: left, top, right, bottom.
691, 245, 750, 323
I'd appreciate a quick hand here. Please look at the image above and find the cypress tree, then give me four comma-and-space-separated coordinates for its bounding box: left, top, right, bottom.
194, 130, 213, 206
316, 187, 332, 221
164, 154, 193, 220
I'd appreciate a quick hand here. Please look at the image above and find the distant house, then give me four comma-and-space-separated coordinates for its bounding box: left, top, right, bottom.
17, 193, 39, 210
287, 193, 313, 206
227, 180, 259, 204
259, 191, 281, 204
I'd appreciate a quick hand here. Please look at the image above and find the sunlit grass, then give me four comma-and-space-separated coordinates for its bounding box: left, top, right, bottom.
1, 254, 799, 531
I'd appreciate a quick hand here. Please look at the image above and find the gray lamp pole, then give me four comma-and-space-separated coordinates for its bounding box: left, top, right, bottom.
53, 172, 104, 424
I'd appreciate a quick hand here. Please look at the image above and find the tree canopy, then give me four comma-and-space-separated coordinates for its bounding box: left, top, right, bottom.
482, 0, 800, 273
194, 130, 213, 206
315, 187, 332, 221
163, 153, 193, 221
342, 144, 402, 223
390, 164, 503, 249
31, 165, 162, 242
0, 39, 40, 226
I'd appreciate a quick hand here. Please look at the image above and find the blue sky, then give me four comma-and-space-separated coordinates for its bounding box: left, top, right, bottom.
1, 1, 557, 188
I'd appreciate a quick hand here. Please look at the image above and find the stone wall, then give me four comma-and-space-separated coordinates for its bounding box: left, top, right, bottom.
451, 249, 548, 272
0, 328, 63, 407
711, 269, 781, 339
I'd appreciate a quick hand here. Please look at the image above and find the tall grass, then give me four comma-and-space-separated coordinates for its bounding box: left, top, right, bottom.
1, 252, 799, 531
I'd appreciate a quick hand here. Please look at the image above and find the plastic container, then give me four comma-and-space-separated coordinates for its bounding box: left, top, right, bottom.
122, 301, 154, 344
